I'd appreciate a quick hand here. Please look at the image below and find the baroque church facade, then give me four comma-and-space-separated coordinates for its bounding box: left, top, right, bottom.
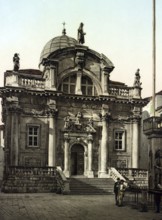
0, 24, 147, 180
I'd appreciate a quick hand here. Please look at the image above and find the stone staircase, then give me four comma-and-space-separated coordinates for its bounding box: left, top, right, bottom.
69, 177, 114, 195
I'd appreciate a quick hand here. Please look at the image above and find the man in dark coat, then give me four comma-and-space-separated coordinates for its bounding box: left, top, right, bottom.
114, 178, 120, 205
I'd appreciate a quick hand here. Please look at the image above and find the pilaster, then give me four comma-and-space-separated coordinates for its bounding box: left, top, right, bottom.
101, 67, 110, 96
47, 99, 58, 167
42, 58, 58, 91
6, 96, 21, 166
87, 134, 94, 177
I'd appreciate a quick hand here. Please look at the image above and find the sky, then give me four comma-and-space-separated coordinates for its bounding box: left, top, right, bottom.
0, 0, 162, 98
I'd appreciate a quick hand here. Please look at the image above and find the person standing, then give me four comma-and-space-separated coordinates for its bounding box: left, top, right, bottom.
154, 184, 162, 213
114, 178, 120, 205
118, 180, 126, 207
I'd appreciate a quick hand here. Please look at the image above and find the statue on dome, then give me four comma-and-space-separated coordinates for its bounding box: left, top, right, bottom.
78, 22, 86, 44
13, 53, 20, 71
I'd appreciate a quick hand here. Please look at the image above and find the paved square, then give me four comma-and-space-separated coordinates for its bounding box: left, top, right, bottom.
0, 193, 161, 220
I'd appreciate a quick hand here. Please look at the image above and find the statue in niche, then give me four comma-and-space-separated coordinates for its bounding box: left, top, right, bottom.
78, 22, 86, 44
13, 53, 20, 71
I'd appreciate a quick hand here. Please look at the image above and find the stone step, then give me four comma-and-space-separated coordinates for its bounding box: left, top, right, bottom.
69, 177, 114, 195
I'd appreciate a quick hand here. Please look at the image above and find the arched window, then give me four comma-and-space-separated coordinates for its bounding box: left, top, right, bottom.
59, 74, 97, 96
59, 74, 76, 94
81, 76, 97, 96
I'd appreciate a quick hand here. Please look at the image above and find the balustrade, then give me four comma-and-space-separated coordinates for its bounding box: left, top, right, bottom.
20, 78, 45, 89
109, 87, 130, 97
118, 168, 148, 179
7, 166, 56, 176
5, 166, 70, 194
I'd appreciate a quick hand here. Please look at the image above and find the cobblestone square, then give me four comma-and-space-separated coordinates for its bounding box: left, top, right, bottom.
0, 193, 161, 220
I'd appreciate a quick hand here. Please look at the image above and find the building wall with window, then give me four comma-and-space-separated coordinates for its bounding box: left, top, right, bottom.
0, 30, 147, 178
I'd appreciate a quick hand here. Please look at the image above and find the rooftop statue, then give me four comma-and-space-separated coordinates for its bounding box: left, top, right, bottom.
133, 69, 141, 87
13, 53, 20, 71
78, 22, 86, 44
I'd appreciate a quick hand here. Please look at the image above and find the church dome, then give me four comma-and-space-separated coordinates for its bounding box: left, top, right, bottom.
40, 34, 78, 62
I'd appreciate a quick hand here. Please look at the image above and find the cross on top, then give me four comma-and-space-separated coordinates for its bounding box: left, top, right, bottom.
62, 22, 66, 35
62, 22, 66, 29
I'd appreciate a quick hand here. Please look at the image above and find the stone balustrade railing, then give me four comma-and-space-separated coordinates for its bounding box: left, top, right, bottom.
109, 167, 126, 182
4, 166, 70, 194
20, 78, 45, 89
109, 87, 133, 98
56, 167, 70, 194
117, 168, 148, 179
6, 166, 56, 176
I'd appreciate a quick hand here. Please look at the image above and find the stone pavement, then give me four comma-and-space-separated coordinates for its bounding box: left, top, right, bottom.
0, 193, 161, 220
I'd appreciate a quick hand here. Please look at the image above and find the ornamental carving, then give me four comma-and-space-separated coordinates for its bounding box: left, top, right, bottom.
131, 106, 141, 121
75, 52, 85, 69
23, 108, 58, 117
64, 112, 96, 133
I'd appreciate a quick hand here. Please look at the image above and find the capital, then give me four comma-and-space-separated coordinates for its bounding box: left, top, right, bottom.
64, 133, 70, 142
87, 134, 93, 142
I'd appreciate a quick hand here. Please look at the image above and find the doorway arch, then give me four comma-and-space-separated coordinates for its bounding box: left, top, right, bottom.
71, 144, 84, 176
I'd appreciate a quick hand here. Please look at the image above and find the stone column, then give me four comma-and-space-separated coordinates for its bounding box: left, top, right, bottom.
84, 150, 88, 176
63, 133, 70, 177
131, 107, 141, 168
98, 105, 110, 177
87, 134, 94, 177
132, 119, 139, 168
47, 100, 57, 167
48, 116, 56, 166
75, 71, 82, 95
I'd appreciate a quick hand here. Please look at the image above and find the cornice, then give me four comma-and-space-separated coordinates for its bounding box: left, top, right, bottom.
0, 87, 148, 106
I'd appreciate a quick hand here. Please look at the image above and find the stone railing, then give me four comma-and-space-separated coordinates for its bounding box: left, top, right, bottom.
143, 116, 162, 135
4, 166, 70, 194
56, 167, 70, 194
19, 78, 45, 89
117, 168, 148, 179
109, 167, 126, 182
109, 87, 133, 98
117, 168, 148, 189
6, 166, 56, 177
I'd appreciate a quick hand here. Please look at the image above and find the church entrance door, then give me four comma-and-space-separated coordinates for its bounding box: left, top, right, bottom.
71, 144, 84, 176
